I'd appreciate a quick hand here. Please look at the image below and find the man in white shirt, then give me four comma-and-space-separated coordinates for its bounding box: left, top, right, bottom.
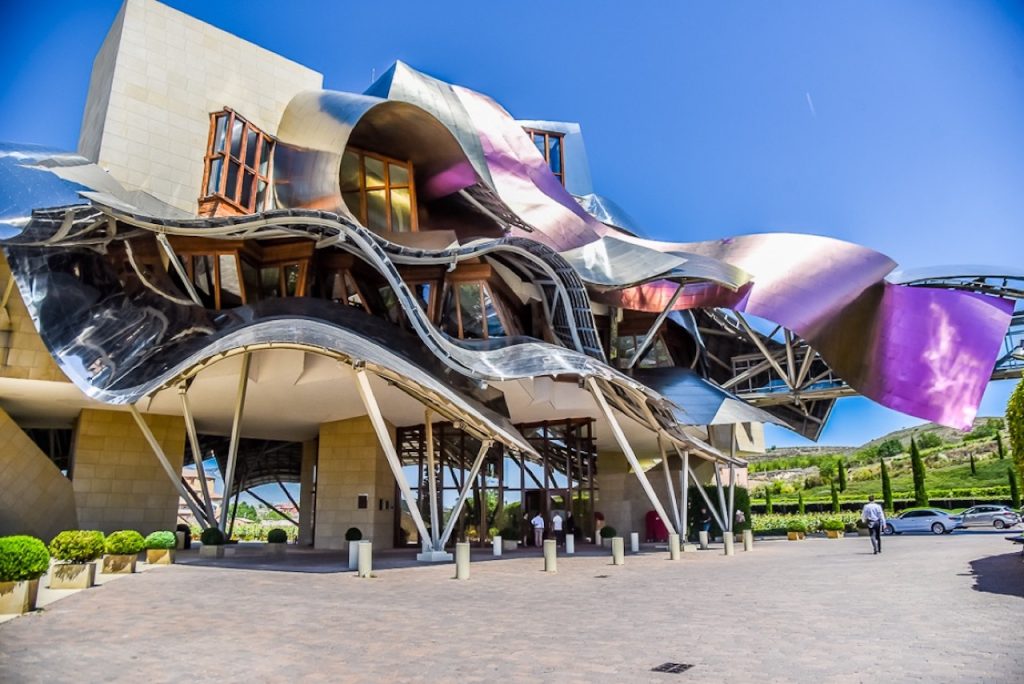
861, 495, 886, 555
531, 513, 545, 548
552, 512, 564, 547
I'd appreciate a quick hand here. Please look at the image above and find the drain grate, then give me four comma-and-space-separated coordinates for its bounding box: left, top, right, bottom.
651, 663, 694, 674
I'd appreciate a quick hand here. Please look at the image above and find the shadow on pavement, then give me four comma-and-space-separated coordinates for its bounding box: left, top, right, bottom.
968, 552, 1024, 599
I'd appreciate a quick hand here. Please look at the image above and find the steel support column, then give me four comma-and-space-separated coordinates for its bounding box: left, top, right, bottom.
714, 463, 729, 532
424, 410, 440, 548
728, 425, 737, 528
219, 352, 251, 530
128, 405, 208, 524
179, 385, 217, 528
588, 378, 676, 536
438, 439, 494, 550
680, 449, 690, 538
658, 437, 681, 532
626, 283, 684, 370
677, 447, 726, 532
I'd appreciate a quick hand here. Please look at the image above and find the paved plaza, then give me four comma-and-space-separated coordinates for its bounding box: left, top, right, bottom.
1, 532, 1021, 683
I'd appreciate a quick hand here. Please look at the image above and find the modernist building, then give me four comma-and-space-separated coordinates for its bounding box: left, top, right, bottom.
1, 0, 1022, 555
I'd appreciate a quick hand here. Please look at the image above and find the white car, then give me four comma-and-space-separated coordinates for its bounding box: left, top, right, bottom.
960, 505, 1020, 530
882, 508, 963, 535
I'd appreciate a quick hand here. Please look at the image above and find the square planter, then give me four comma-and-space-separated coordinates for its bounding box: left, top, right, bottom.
857, 528, 870, 537
146, 549, 175, 565
0, 579, 40, 615
787, 532, 806, 541
199, 545, 224, 558
50, 562, 96, 589
502, 540, 519, 552
826, 530, 845, 539
102, 554, 137, 574
265, 543, 286, 556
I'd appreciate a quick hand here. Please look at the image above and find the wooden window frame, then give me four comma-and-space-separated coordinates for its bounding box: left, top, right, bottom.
522, 127, 565, 187
341, 147, 419, 232
201, 108, 275, 214
172, 250, 247, 311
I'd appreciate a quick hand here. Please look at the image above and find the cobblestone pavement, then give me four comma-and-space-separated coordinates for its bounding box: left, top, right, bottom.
1, 532, 1021, 683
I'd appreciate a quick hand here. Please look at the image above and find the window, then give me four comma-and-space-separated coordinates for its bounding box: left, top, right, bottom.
340, 148, 417, 233
202, 109, 274, 214
613, 334, 674, 368
170, 251, 246, 310
440, 280, 513, 340
523, 128, 564, 186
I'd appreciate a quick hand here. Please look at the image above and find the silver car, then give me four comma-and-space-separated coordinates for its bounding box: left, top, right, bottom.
882, 508, 963, 535
960, 505, 1020, 530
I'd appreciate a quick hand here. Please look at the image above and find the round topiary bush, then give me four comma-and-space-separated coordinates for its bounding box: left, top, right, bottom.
344, 527, 363, 542
49, 530, 105, 564
822, 518, 845, 532
200, 527, 225, 546
786, 520, 808, 533
599, 526, 617, 539
0, 535, 51, 581
267, 528, 288, 544
104, 530, 145, 555
144, 531, 177, 550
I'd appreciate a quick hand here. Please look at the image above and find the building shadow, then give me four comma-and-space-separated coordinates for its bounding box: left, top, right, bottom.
968, 551, 1024, 599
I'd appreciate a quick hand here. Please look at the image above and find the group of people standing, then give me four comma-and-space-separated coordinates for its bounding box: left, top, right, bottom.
529, 511, 574, 547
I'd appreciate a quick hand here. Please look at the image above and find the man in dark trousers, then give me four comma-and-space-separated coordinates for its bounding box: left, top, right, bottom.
861, 495, 886, 554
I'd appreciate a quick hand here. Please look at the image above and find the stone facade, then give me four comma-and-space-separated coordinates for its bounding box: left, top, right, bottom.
78, 0, 323, 214
0, 406, 78, 540
71, 408, 186, 535
314, 417, 395, 550
0, 254, 68, 383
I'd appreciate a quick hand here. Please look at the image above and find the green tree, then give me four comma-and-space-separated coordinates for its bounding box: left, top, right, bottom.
765, 488, 773, 514
797, 491, 805, 515
880, 458, 893, 511
969, 453, 976, 476
818, 458, 836, 482
910, 438, 928, 507
232, 500, 258, 521
830, 481, 840, 513
877, 439, 903, 458
837, 459, 847, 492
1007, 376, 1024, 482
917, 432, 942, 450
1010, 468, 1021, 509
997, 432, 1006, 461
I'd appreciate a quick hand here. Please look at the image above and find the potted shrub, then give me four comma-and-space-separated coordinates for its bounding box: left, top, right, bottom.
0, 535, 50, 615
199, 527, 226, 558
823, 518, 845, 539
48, 530, 105, 589
102, 530, 145, 574
599, 526, 617, 546
786, 520, 807, 541
144, 531, 177, 564
854, 519, 870, 537
266, 528, 288, 555
498, 514, 520, 552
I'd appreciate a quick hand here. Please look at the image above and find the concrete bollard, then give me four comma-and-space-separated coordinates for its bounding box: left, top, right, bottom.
698, 530, 709, 550
455, 542, 470, 580
493, 535, 502, 557
611, 537, 625, 566
543, 539, 557, 573
669, 533, 680, 561
743, 529, 753, 552
348, 541, 359, 570
630, 532, 640, 554
723, 534, 735, 556
357, 541, 372, 578
565, 533, 575, 555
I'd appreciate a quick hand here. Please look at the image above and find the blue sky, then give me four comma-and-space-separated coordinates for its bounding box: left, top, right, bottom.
2, 1, 1023, 453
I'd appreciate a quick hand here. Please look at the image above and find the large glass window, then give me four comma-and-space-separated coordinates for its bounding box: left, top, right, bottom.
203, 109, 274, 213
340, 148, 417, 233
170, 251, 247, 310
440, 280, 511, 340
613, 334, 674, 369
522, 128, 565, 186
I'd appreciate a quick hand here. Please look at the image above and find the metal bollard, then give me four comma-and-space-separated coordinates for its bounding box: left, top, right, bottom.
630, 532, 639, 554
669, 533, 680, 561
743, 529, 753, 551
493, 535, 502, 557
348, 541, 359, 570
455, 542, 470, 580
543, 539, 557, 573
698, 530, 709, 550
611, 537, 624, 565
357, 541, 372, 578
565, 533, 575, 555
723, 534, 735, 556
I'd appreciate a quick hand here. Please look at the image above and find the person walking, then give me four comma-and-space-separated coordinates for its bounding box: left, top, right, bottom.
861, 495, 886, 554
531, 512, 545, 548
700, 507, 712, 534
552, 511, 564, 547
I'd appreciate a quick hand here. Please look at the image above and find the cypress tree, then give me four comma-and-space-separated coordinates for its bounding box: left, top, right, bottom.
997, 432, 1005, 460
970, 453, 977, 476
880, 458, 893, 511
830, 480, 840, 513
837, 459, 847, 492
1010, 468, 1021, 509
910, 437, 928, 507
765, 489, 774, 514
797, 491, 805, 515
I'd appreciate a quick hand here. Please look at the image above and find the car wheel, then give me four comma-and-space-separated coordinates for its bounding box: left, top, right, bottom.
883, 524, 894, 536
994, 519, 1006, 530
931, 522, 945, 535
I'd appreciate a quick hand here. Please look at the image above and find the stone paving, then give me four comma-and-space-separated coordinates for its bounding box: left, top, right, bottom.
1, 531, 1021, 683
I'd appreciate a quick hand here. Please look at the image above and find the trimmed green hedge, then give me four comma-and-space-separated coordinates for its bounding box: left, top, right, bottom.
0, 535, 51, 581
267, 528, 288, 544
822, 518, 845, 531
786, 520, 807, 533
344, 527, 363, 542
144, 531, 177, 550
105, 530, 145, 555
599, 526, 617, 539
200, 528, 225, 546
49, 530, 105, 563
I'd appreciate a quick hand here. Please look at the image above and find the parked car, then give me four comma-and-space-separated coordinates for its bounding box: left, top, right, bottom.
882, 509, 963, 535
960, 505, 1020, 530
